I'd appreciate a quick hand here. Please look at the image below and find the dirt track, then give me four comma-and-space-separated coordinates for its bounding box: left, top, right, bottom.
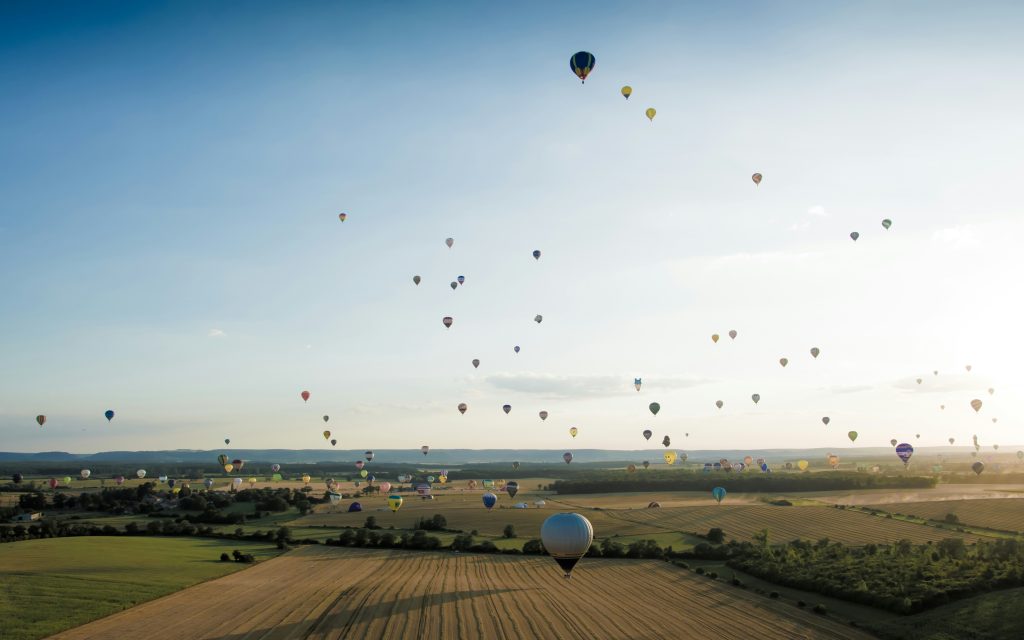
50, 546, 872, 640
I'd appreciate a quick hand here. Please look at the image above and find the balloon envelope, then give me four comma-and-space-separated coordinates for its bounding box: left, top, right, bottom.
458, 403, 468, 415
649, 402, 660, 415
563, 452, 573, 464
104, 410, 115, 421
136, 469, 146, 479
36, 415, 46, 426
729, 330, 737, 340
645, 107, 656, 121
971, 399, 983, 412
848, 431, 858, 442
621, 85, 631, 99
972, 461, 985, 476
541, 513, 593, 576
664, 451, 677, 465
797, 460, 809, 471
569, 51, 595, 82
896, 443, 914, 465
388, 494, 404, 512
413, 275, 421, 285
569, 427, 578, 438
539, 411, 548, 420
712, 487, 727, 503
533, 250, 541, 260
483, 492, 498, 509
301, 390, 310, 402
472, 359, 480, 368
751, 394, 761, 404
642, 429, 652, 440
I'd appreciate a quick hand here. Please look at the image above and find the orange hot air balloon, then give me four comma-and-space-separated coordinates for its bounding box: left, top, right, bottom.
751, 173, 762, 186
971, 399, 983, 412
711, 334, 719, 343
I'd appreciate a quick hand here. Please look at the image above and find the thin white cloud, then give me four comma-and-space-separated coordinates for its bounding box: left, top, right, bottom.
931, 225, 981, 250
807, 205, 827, 217
826, 384, 874, 395
208, 329, 225, 338
892, 374, 991, 393
485, 372, 712, 399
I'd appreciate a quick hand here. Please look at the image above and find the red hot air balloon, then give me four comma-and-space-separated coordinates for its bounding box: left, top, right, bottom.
301, 390, 310, 402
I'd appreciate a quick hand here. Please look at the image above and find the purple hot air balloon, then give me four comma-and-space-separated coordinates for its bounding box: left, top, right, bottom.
895, 443, 914, 466
563, 452, 573, 464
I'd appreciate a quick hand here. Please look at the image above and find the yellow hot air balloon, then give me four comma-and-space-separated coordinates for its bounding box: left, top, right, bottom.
970, 399, 983, 412
645, 107, 656, 122
223, 464, 234, 473
301, 474, 311, 486
438, 475, 448, 484
360, 469, 368, 478
711, 334, 720, 343
388, 494, 404, 512
248, 477, 257, 487
323, 430, 331, 440
569, 427, 578, 438
664, 451, 677, 465
797, 460, 809, 471
621, 85, 632, 99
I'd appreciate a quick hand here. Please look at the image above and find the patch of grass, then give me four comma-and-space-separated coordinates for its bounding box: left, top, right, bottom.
0, 537, 279, 640
866, 587, 1024, 640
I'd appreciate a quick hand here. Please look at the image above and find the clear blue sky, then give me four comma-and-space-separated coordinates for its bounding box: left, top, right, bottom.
2, 1, 1021, 453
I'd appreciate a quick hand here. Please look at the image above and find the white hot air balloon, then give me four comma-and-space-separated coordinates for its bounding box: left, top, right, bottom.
540, 513, 594, 578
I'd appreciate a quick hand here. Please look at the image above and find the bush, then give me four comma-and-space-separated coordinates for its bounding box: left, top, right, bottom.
695, 567, 705, 575
945, 513, 960, 524
707, 571, 719, 579
706, 528, 725, 544
797, 600, 807, 608
522, 539, 543, 555
769, 591, 780, 599
813, 604, 827, 615
365, 516, 379, 530
731, 578, 743, 587
502, 524, 516, 539
220, 553, 231, 562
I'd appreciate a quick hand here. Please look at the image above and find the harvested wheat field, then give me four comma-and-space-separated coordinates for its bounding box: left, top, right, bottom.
863, 497, 1024, 533
608, 504, 984, 545
51, 546, 871, 640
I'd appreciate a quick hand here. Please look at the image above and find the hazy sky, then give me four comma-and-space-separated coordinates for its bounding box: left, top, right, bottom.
2, 1, 1022, 453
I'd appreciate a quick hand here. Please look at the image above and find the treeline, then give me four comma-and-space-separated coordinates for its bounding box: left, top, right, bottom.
552, 471, 936, 494
686, 533, 1024, 614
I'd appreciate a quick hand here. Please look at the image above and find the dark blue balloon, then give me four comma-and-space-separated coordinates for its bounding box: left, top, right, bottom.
760, 463, 769, 472
104, 410, 115, 421
482, 492, 497, 509
348, 502, 362, 512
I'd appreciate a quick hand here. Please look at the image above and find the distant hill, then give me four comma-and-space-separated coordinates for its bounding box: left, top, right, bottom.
0, 447, 993, 465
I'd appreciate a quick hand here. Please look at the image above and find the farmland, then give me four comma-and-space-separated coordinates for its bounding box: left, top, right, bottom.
0, 537, 279, 640
49, 546, 871, 640
861, 498, 1024, 534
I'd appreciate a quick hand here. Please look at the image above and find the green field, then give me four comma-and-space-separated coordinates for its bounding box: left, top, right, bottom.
0, 537, 279, 640
866, 587, 1024, 640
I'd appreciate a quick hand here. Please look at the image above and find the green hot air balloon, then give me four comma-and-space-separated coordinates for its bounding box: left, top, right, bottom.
848, 431, 858, 443
882, 219, 892, 229
649, 402, 660, 416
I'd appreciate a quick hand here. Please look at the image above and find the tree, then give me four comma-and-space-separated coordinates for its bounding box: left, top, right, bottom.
364, 516, 379, 530
275, 527, 291, 543
522, 539, 543, 555
503, 524, 517, 539
706, 528, 725, 544
753, 529, 770, 548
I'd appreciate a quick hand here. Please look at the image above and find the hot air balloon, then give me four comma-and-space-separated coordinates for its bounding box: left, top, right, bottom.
779, 358, 788, 367
378, 481, 391, 493
1018, 451, 1024, 461
421, 445, 430, 456
534, 314, 543, 323
848, 431, 858, 443
965, 365, 972, 372
11, 473, 23, 484
359, 470, 368, 479
810, 347, 820, 358
563, 452, 573, 464
917, 378, 923, 384
849, 231, 861, 241
539, 411, 548, 420
136, 469, 146, 479
388, 494, 404, 512
458, 275, 465, 285
80, 469, 91, 479
506, 481, 519, 498
541, 513, 593, 577
445, 237, 454, 248
712, 487, 727, 504
512, 461, 520, 470
301, 390, 310, 402
712, 334, 719, 343
882, 218, 892, 229
797, 460, 809, 471
355, 461, 365, 470
514, 345, 520, 353
971, 399, 983, 412
413, 275, 421, 285
322, 415, 329, 423
115, 475, 125, 486
664, 451, 677, 465
634, 378, 642, 392
729, 330, 737, 340
442, 316, 453, 329
36, 415, 46, 427
168, 479, 176, 489
472, 359, 480, 368
972, 461, 985, 476
569, 51, 595, 83
232, 459, 244, 471
743, 456, 753, 466
323, 431, 331, 440
224, 464, 234, 473
712, 400, 722, 410
948, 437, 955, 445
627, 464, 636, 473
330, 439, 337, 446
224, 438, 230, 445
822, 417, 830, 426
890, 439, 898, 447
751, 394, 761, 404
642, 461, 650, 470
533, 250, 541, 260
642, 429, 652, 441
203, 478, 214, 489
347, 501, 362, 513
104, 410, 115, 421
569, 427, 578, 438
338, 212, 347, 222
450, 281, 458, 290
662, 435, 671, 447
503, 404, 512, 414
989, 388, 995, 395
48, 478, 59, 489
751, 173, 762, 186
248, 477, 257, 488
458, 403, 468, 415
271, 464, 281, 473
365, 451, 374, 461
649, 402, 660, 416
645, 107, 656, 121
895, 443, 914, 466
302, 474, 311, 485
217, 454, 229, 466
621, 85, 631, 99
